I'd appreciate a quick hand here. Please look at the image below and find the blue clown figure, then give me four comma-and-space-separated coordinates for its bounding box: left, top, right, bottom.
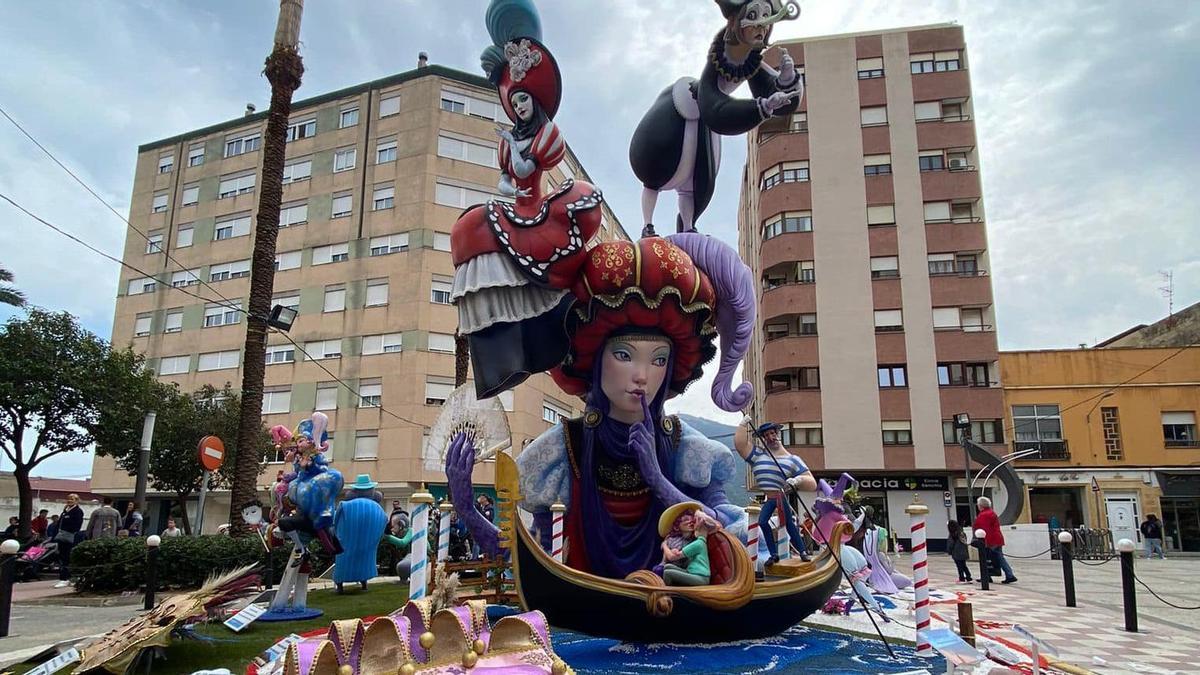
332, 474, 389, 592
734, 419, 814, 564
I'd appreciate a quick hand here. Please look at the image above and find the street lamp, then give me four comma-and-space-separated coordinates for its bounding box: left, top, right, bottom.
267, 304, 298, 331
954, 413, 974, 523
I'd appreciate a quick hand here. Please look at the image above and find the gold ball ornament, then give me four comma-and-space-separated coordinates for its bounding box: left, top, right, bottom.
551, 659, 568, 675
472, 638, 486, 654
462, 650, 478, 669
419, 632, 436, 650
398, 664, 416, 675
338, 666, 353, 675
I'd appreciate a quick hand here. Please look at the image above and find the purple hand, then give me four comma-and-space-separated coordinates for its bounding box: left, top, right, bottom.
445, 432, 500, 557
630, 396, 714, 517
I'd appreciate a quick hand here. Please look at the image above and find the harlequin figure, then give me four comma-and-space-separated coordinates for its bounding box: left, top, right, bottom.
446, 234, 758, 579
451, 0, 604, 400
630, 0, 802, 235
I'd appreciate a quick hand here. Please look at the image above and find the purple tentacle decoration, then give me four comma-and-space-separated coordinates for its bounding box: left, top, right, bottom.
667, 232, 755, 412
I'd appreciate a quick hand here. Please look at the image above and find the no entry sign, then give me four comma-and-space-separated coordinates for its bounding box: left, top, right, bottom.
198, 435, 226, 471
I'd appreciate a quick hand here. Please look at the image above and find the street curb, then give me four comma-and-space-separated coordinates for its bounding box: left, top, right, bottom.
15, 593, 143, 608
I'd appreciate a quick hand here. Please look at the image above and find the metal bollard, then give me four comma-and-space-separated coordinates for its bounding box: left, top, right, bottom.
1117, 538, 1137, 632
0, 539, 18, 638
1058, 531, 1076, 607
974, 529, 990, 591
145, 535, 162, 611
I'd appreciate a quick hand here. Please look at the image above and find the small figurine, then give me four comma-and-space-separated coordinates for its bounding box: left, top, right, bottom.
658, 502, 718, 587
332, 474, 389, 593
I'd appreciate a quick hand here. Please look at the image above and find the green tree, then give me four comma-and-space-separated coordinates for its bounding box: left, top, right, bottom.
101, 384, 271, 534
0, 309, 158, 541
0, 265, 25, 307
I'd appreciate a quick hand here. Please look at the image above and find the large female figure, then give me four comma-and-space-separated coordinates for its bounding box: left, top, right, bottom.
630, 0, 802, 235
451, 0, 604, 399
446, 234, 757, 579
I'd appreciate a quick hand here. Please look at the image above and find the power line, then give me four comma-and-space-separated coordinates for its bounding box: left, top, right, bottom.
0, 103, 242, 312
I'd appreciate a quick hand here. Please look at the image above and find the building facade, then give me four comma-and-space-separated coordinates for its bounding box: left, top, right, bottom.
1003, 346, 1200, 552
738, 25, 1003, 545
91, 62, 624, 533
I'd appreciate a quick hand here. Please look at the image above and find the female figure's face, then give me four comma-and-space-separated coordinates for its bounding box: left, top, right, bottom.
677, 512, 696, 536
738, 0, 773, 47
510, 91, 535, 122
600, 336, 671, 424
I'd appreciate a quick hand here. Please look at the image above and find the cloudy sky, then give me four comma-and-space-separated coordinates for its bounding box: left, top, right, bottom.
1, 1, 1197, 477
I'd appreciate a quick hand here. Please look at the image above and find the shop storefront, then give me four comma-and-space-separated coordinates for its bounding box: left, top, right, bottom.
1157, 471, 1200, 552
817, 473, 954, 552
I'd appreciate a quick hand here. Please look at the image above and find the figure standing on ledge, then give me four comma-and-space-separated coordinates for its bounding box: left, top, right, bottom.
735, 419, 814, 563
630, 0, 802, 236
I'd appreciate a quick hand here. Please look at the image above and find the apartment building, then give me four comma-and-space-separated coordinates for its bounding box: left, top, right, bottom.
739, 25, 1002, 547
91, 61, 625, 533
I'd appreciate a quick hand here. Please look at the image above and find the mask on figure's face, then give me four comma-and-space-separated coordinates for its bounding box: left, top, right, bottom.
737, 0, 774, 48
510, 91, 535, 122
241, 503, 264, 527
599, 336, 672, 421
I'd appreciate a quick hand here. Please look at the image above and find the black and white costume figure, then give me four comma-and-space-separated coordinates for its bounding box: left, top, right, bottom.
629, 0, 803, 236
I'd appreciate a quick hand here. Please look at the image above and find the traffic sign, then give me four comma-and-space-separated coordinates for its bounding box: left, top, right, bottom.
1091, 476, 1101, 493
198, 435, 226, 471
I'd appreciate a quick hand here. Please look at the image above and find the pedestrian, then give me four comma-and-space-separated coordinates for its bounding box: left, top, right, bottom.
2, 516, 18, 539
161, 518, 182, 537
947, 520, 973, 583
54, 493, 85, 588
123, 502, 143, 537
1139, 514, 1166, 559
972, 496, 1017, 584
87, 496, 122, 540
31, 509, 49, 538
46, 514, 60, 540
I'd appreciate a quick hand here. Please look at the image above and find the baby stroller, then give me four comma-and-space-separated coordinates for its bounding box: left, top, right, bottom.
17, 541, 59, 581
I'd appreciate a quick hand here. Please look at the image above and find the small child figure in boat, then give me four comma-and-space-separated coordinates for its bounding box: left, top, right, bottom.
659, 502, 720, 586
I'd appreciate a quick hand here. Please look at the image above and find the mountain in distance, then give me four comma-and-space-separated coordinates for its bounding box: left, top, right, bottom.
675, 414, 751, 507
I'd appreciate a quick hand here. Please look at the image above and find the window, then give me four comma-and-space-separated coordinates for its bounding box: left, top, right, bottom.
164, 311, 183, 333
425, 377, 454, 406
942, 103, 967, 123
214, 215, 251, 241
331, 193, 352, 218
543, 399, 572, 424
943, 419, 1003, 444
265, 344, 295, 364
860, 106, 887, 126
198, 350, 240, 371
435, 181, 501, 208
866, 204, 895, 226
134, 314, 152, 337
950, 202, 975, 222
856, 57, 884, 79
323, 285, 346, 312
282, 159, 312, 183
910, 53, 935, 74
187, 145, 204, 167
372, 184, 395, 210
275, 250, 301, 271
354, 431, 379, 459
433, 232, 451, 252
431, 275, 453, 304
369, 233, 409, 256
365, 279, 389, 307
305, 339, 342, 360
956, 254, 979, 274
145, 233, 163, 254
440, 90, 467, 114
765, 323, 789, 341
864, 154, 892, 176
334, 147, 356, 172
158, 154, 173, 174
362, 332, 403, 355
933, 307, 960, 329
878, 365, 907, 387
796, 367, 820, 389
882, 421, 912, 445
924, 201, 951, 222
379, 94, 401, 117
286, 118, 316, 142
313, 242, 349, 265
935, 50, 961, 71
209, 259, 250, 282
914, 101, 943, 121
961, 307, 985, 331
218, 172, 256, 199
928, 253, 956, 275
170, 268, 201, 287
315, 384, 338, 410
262, 389, 292, 414
428, 332, 455, 353
203, 302, 242, 327
1162, 412, 1198, 447
376, 138, 397, 164
919, 151, 945, 172
272, 292, 300, 310
179, 184, 199, 207
176, 226, 194, 249
1013, 405, 1062, 444
225, 131, 262, 157
781, 423, 822, 447
440, 89, 502, 120
874, 309, 903, 332
279, 201, 308, 227
798, 260, 815, 283
799, 313, 818, 335
339, 108, 359, 128
151, 193, 168, 213
437, 135, 499, 168
127, 277, 156, 295
157, 355, 189, 376
790, 112, 807, 132
870, 256, 899, 279
359, 381, 382, 408
762, 211, 812, 239
761, 161, 809, 190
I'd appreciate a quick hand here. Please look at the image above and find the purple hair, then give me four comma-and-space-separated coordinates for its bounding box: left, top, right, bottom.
667, 232, 755, 412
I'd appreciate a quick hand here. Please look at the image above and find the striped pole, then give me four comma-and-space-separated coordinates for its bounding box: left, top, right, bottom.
905, 495, 932, 656
408, 487, 434, 601
773, 507, 791, 560
745, 505, 761, 570
437, 502, 453, 564
550, 503, 566, 563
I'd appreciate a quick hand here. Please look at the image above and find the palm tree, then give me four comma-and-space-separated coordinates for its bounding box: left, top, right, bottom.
0, 266, 26, 307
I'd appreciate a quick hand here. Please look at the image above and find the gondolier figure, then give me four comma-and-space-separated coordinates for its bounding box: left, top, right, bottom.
735, 419, 815, 563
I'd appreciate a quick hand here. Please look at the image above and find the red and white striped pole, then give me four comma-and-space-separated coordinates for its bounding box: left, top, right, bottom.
550, 502, 566, 563
745, 504, 761, 570
905, 495, 932, 657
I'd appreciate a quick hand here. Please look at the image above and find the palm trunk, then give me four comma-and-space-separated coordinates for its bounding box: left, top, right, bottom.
454, 331, 469, 387
14, 465, 32, 542
229, 0, 304, 535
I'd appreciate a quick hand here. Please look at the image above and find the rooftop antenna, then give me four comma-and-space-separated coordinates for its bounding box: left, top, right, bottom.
1158, 270, 1174, 318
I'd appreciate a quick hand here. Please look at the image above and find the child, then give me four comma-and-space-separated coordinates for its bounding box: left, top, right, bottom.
947, 520, 973, 583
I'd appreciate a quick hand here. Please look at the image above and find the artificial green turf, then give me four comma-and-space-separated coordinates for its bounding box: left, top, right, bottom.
16, 583, 410, 675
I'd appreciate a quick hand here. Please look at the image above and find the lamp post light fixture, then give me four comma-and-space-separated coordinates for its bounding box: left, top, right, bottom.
145, 535, 162, 610
954, 412, 975, 523
267, 304, 298, 332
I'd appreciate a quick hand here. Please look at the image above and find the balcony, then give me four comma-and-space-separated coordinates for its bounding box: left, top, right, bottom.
760, 231, 814, 271
757, 131, 810, 171
761, 282, 817, 321
763, 333, 819, 373
916, 117, 976, 151
925, 220, 989, 252
921, 168, 981, 201
764, 388, 822, 422
759, 180, 812, 221
1165, 439, 1200, 448
912, 68, 972, 103
934, 328, 999, 362
1015, 440, 1070, 461
929, 271, 993, 307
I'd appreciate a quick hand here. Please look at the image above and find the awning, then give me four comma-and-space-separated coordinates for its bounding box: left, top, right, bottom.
1157, 471, 1200, 497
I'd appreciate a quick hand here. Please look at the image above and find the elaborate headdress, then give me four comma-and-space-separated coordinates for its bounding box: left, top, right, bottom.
715, 0, 800, 23
480, 0, 562, 121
